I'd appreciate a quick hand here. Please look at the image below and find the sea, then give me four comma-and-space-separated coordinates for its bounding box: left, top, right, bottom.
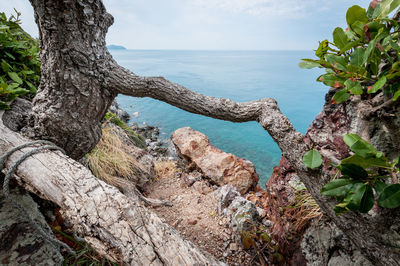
111, 50, 325, 186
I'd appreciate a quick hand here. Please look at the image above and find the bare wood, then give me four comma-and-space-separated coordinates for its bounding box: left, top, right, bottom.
0, 112, 223, 266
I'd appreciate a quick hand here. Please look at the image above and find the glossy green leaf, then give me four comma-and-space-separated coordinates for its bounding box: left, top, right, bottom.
343, 134, 377, 158
332, 27, 349, 49
359, 185, 374, 213
325, 54, 347, 71
339, 163, 368, 180
344, 80, 363, 95
346, 5, 368, 29
374, 180, 388, 196
342, 154, 391, 169
350, 48, 366, 67
8, 72, 23, 84
343, 183, 367, 211
322, 179, 359, 197
368, 76, 387, 94
303, 150, 322, 169
332, 89, 350, 104
376, 0, 400, 19
378, 184, 400, 208
340, 39, 361, 53
351, 20, 366, 36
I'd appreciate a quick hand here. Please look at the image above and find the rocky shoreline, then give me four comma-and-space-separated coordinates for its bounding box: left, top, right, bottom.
112, 98, 374, 266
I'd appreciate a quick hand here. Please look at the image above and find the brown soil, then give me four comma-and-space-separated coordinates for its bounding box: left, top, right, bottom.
143, 166, 254, 265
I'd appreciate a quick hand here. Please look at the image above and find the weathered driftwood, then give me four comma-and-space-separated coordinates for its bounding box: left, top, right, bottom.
0, 111, 224, 266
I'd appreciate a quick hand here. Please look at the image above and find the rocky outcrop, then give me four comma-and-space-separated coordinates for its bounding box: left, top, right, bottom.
301, 220, 372, 266
0, 189, 63, 265
171, 127, 259, 194
108, 100, 130, 123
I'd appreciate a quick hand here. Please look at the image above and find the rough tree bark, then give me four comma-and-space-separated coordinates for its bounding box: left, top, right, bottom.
0, 111, 223, 265
23, 0, 400, 265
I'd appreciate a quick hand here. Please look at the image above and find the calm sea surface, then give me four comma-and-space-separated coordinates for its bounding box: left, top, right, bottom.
111, 50, 325, 186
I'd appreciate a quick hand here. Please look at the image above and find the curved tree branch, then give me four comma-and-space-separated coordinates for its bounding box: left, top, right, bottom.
107, 63, 307, 164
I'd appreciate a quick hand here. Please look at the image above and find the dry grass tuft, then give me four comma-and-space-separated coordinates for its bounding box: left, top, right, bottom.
285, 185, 322, 233
154, 160, 177, 179
87, 127, 142, 186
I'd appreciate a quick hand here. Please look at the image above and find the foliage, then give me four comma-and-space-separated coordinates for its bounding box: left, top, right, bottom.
0, 10, 40, 110
321, 134, 400, 214
299, 0, 400, 104
104, 111, 146, 149
302, 149, 323, 169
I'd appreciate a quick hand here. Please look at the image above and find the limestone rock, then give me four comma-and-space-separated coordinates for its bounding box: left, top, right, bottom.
171, 127, 259, 194
214, 185, 241, 214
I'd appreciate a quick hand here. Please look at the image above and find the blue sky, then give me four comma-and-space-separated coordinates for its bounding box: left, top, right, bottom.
3, 0, 371, 50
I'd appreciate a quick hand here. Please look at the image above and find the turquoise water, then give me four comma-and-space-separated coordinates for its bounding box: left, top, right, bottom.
112, 50, 325, 186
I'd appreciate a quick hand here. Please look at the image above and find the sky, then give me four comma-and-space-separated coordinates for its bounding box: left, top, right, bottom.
2, 0, 371, 50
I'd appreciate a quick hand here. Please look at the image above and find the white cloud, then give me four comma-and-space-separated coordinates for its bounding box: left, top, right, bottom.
192, 0, 327, 17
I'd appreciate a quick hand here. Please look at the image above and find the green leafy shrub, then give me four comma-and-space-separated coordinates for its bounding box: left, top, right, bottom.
0, 10, 40, 110
300, 0, 400, 103
321, 134, 399, 214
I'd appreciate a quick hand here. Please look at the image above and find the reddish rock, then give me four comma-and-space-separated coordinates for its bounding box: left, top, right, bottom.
171, 127, 259, 194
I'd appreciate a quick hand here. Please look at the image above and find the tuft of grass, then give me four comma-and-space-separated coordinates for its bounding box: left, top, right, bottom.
104, 112, 146, 149
285, 184, 322, 233
87, 127, 144, 187
154, 160, 177, 179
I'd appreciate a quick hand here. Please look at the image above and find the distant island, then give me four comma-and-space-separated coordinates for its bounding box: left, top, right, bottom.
107, 45, 127, 50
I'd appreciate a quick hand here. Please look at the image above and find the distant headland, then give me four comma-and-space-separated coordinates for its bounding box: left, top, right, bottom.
107, 44, 127, 50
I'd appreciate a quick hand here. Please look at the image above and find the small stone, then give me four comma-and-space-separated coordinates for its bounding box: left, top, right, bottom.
229, 243, 238, 251
188, 219, 198, 225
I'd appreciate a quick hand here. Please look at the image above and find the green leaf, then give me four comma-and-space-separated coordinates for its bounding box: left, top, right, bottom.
350, 48, 366, 67
332, 27, 349, 49
299, 60, 321, 69
378, 184, 400, 208
344, 183, 367, 211
303, 150, 322, 169
0, 100, 10, 110
25, 81, 37, 93
325, 54, 347, 71
377, 0, 400, 19
340, 39, 361, 53
343, 134, 378, 158
368, 76, 387, 94
8, 72, 23, 84
332, 89, 350, 104
342, 154, 391, 169
346, 5, 368, 30
359, 185, 375, 213
351, 20, 366, 36
393, 90, 400, 101
344, 79, 363, 95
315, 40, 329, 58
317, 73, 345, 87
339, 163, 368, 180
363, 39, 377, 65
374, 180, 388, 196
321, 179, 359, 197
1, 60, 11, 73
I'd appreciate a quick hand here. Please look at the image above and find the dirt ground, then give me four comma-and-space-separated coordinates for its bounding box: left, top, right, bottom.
143, 162, 254, 265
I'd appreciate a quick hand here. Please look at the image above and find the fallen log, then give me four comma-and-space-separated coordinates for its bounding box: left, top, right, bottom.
0, 111, 224, 265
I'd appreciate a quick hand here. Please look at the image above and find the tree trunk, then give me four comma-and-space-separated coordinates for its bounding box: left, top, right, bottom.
27, 0, 400, 264
0, 111, 224, 265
